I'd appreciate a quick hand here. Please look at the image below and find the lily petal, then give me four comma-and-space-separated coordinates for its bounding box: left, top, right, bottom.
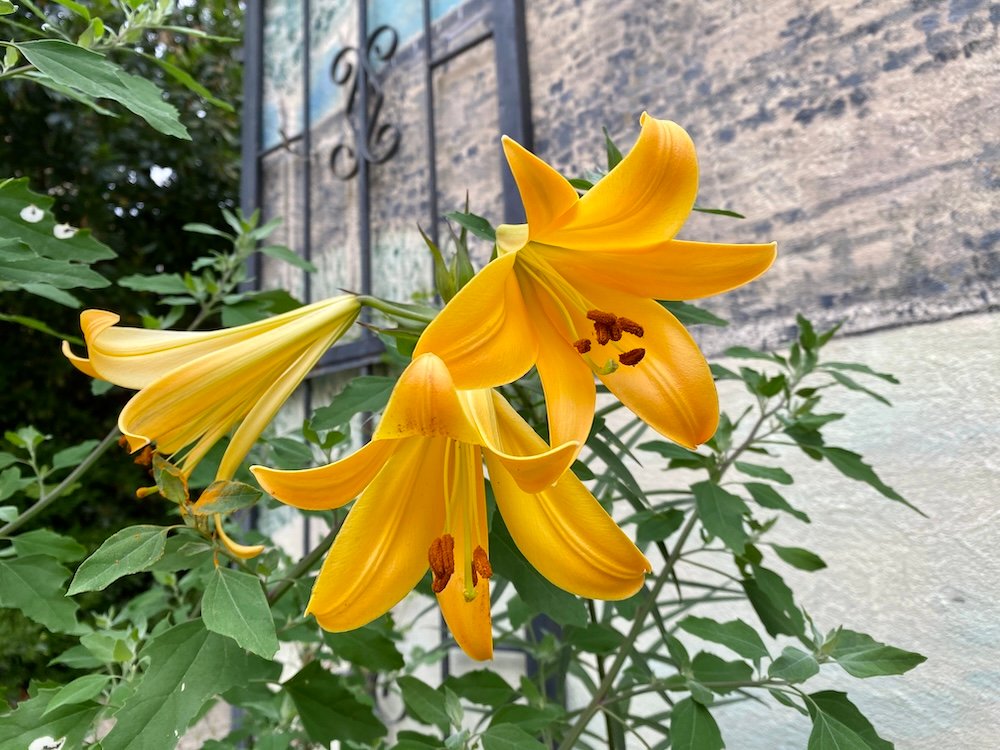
485, 452, 651, 600
414, 252, 538, 390
457, 389, 579, 494
373, 353, 480, 444
535, 114, 698, 250
251, 439, 396, 510
544, 239, 778, 301
436, 449, 493, 661
501, 135, 579, 236
308, 437, 447, 631
578, 279, 718, 449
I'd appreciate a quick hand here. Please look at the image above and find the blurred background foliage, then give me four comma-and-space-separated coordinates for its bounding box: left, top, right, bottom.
0, 0, 243, 703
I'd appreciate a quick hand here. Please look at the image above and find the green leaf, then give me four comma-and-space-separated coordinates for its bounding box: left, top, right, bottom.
822, 362, 899, 384
182, 222, 233, 238
826, 370, 892, 406
678, 616, 769, 660
0, 177, 115, 263
309, 375, 397, 430
202, 566, 279, 658
742, 565, 806, 638
221, 288, 302, 327
152, 453, 188, 504
564, 622, 625, 654
691, 652, 753, 693
283, 661, 386, 744
670, 697, 725, 750
568, 177, 594, 191
660, 300, 729, 327
0, 504, 16, 522
813, 446, 921, 513
0, 312, 82, 343
0, 554, 83, 634
481, 724, 547, 750
634, 508, 685, 545
772, 544, 827, 571
489, 509, 588, 627
138, 51, 235, 112
51, 439, 99, 470
68, 525, 170, 594
11, 528, 86, 562
734, 461, 793, 485
602, 126, 623, 169
827, 629, 926, 678
0, 687, 100, 750
807, 691, 892, 750
191, 480, 263, 516
117, 272, 190, 294
769, 646, 820, 683
443, 670, 514, 708
692, 480, 749, 552
692, 205, 746, 219
15, 40, 190, 138
0, 1, 17, 15
724, 345, 784, 363
102, 619, 276, 750
53, 0, 90, 19
0, 237, 110, 289
637, 439, 703, 462
398, 675, 451, 728
259, 244, 317, 272
443, 210, 496, 242
489, 704, 564, 733
42, 674, 111, 716
324, 623, 404, 672
744, 482, 810, 523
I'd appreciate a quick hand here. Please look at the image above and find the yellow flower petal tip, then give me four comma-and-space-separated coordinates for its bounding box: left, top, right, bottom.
418, 114, 775, 451
66, 295, 360, 482
214, 515, 265, 560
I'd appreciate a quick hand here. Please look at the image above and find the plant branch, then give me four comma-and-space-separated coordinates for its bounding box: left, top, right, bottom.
0, 425, 121, 538
267, 525, 337, 605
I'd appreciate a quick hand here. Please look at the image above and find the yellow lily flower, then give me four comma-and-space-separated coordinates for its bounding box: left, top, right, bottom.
63, 295, 360, 557
414, 113, 777, 450
251, 353, 651, 661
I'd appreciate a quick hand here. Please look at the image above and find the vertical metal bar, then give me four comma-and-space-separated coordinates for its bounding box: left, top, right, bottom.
301, 0, 314, 557
422, 0, 440, 247
357, 0, 372, 298
492, 0, 532, 223
240, 0, 264, 285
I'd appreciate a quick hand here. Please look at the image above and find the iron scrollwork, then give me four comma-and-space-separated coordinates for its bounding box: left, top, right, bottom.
330, 25, 401, 180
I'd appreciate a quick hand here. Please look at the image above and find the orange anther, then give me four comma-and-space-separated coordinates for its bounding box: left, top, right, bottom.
618, 317, 644, 337
573, 338, 592, 354
619, 348, 646, 366
586, 309, 618, 325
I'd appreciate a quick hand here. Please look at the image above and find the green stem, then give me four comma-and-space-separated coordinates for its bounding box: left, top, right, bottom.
0, 426, 121, 538
557, 511, 699, 750
357, 295, 435, 324
266, 526, 337, 605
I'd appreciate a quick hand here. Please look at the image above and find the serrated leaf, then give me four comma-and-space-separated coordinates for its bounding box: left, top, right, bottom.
68, 525, 170, 594
807, 691, 892, 750
0, 178, 116, 263
284, 661, 386, 744
692, 481, 749, 553
744, 482, 809, 523
309, 375, 396, 430
827, 629, 926, 678
0, 238, 111, 289
734, 461, 793, 485
481, 724, 547, 750
0, 687, 100, 750
42, 674, 111, 716
678, 616, 769, 660
0, 555, 83, 634
769, 646, 820, 683
634, 508, 685, 545
813, 446, 920, 514
742, 565, 806, 638
691, 652, 753, 693
259, 244, 317, 272
670, 697, 725, 750
202, 566, 279, 658
11, 529, 86, 562
101, 619, 274, 750
15, 40, 189, 138
398, 675, 451, 728
772, 545, 827, 571
191, 480, 263, 516
117, 273, 190, 294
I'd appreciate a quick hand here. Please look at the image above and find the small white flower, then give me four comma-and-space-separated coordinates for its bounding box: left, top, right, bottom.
28, 736, 66, 750
53, 223, 78, 239
19, 204, 44, 223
